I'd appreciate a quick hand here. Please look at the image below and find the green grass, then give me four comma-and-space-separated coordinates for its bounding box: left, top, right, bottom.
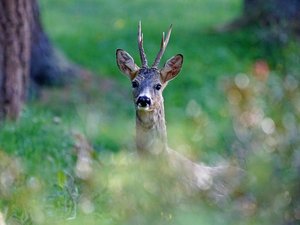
1, 0, 300, 224
38, 0, 246, 156
39, 0, 241, 74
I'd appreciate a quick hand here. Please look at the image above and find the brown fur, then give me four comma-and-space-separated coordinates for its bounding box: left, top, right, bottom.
116, 23, 242, 200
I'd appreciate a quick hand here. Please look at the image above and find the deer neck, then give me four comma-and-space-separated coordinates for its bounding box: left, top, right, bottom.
135, 101, 168, 154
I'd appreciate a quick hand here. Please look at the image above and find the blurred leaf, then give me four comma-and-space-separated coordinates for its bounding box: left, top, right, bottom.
57, 171, 67, 189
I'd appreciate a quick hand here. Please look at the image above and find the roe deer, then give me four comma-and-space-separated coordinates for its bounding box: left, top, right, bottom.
116, 22, 241, 197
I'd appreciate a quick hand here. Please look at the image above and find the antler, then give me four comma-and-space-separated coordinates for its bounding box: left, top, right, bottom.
152, 24, 172, 68
138, 21, 148, 68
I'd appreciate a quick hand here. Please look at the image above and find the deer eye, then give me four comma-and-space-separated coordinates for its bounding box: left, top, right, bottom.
132, 81, 139, 88
154, 84, 162, 91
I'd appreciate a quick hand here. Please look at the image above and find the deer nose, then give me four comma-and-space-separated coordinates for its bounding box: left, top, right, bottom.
137, 96, 151, 108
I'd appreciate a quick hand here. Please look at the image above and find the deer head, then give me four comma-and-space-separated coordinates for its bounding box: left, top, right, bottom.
116, 22, 183, 114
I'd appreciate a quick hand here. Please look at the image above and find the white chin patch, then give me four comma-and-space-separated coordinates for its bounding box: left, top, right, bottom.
137, 105, 152, 111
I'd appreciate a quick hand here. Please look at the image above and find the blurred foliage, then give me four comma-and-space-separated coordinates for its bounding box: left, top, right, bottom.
0, 0, 300, 224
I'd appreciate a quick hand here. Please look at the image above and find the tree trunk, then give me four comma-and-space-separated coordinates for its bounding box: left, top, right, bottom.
29, 0, 79, 89
244, 0, 300, 25
0, 0, 32, 121
0, 0, 80, 121
216, 0, 300, 36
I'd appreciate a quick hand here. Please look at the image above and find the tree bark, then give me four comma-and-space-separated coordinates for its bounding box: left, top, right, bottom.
0, 0, 32, 121
29, 0, 79, 89
0, 0, 79, 121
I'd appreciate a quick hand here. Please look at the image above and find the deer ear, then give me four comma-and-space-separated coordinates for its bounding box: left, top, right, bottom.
160, 54, 183, 83
116, 49, 139, 80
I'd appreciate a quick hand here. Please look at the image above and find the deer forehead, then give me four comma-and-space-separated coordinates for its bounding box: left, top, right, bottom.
135, 68, 161, 83
132, 69, 163, 98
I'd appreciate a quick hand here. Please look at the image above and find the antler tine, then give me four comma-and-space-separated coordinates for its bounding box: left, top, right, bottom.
152, 24, 173, 68
138, 21, 148, 68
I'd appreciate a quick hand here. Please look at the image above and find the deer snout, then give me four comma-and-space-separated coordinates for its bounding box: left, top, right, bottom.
136, 96, 151, 108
